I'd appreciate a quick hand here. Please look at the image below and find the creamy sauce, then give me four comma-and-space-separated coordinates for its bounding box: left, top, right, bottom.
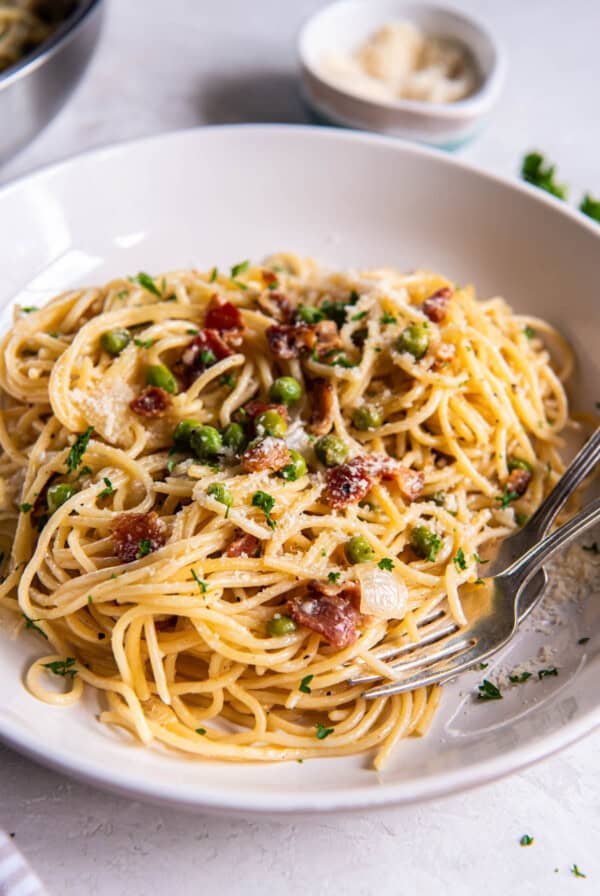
321, 21, 477, 104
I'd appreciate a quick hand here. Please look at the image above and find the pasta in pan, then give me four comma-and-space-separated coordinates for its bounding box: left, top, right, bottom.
0, 255, 572, 767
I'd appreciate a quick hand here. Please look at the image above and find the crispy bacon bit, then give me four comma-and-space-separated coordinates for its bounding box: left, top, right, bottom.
323, 454, 423, 508
262, 269, 278, 288
433, 342, 456, 369
287, 580, 363, 648
129, 386, 171, 418
240, 436, 290, 473
266, 320, 341, 360
112, 511, 168, 563
422, 287, 453, 323
257, 290, 295, 323
506, 467, 532, 496
205, 295, 243, 333
242, 400, 289, 423
308, 378, 335, 436
175, 329, 234, 387
225, 532, 261, 558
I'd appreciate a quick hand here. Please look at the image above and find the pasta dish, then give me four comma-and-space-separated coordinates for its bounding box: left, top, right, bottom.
0, 1, 75, 73
0, 255, 571, 767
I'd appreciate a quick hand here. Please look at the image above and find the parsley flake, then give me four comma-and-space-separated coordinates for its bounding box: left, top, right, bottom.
252, 491, 276, 529
43, 657, 77, 678
571, 864, 586, 879
22, 614, 48, 640
538, 666, 558, 679
453, 547, 467, 571
497, 488, 519, 509
135, 538, 152, 559
299, 674, 313, 694
316, 723, 334, 740
578, 637, 590, 645
230, 260, 249, 279
520, 834, 534, 847
191, 569, 208, 593
66, 426, 94, 473
509, 671, 532, 684
327, 571, 341, 584
130, 272, 162, 297
523, 325, 535, 340
351, 310, 368, 321
378, 557, 395, 571
99, 477, 114, 498
19, 502, 32, 513
477, 679, 502, 701
196, 727, 207, 735
209, 266, 218, 283
134, 337, 155, 349
219, 373, 236, 390
380, 311, 397, 325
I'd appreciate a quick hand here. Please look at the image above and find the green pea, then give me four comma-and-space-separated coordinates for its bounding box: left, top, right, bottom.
508, 457, 533, 474
345, 535, 375, 564
146, 363, 178, 394
352, 405, 383, 431
207, 482, 233, 510
314, 434, 348, 467
100, 328, 130, 356
410, 525, 443, 562
269, 376, 302, 405
255, 409, 287, 437
47, 482, 77, 513
190, 425, 223, 459
397, 324, 429, 360
267, 615, 297, 636
222, 422, 247, 453
280, 449, 307, 481
173, 418, 201, 447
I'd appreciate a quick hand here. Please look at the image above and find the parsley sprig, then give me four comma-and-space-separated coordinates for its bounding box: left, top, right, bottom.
252, 491, 276, 529
66, 427, 94, 474
477, 679, 502, 701
23, 614, 48, 640
43, 657, 77, 678
129, 272, 162, 298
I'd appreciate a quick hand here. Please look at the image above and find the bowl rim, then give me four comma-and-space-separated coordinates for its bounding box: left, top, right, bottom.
0, 0, 104, 90
0, 123, 599, 814
298, 0, 507, 121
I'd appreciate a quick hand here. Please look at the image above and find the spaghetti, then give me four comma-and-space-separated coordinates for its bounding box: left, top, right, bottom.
0, 255, 572, 767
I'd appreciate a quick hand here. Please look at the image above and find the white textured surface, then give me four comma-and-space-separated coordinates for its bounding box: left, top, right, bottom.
1, 1, 599, 893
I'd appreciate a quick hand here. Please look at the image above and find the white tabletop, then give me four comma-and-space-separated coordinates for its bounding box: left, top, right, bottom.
1, 1, 599, 893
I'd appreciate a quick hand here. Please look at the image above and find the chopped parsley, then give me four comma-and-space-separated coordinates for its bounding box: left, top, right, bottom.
515, 512, 529, 527
521, 152, 567, 199
219, 373, 236, 390
571, 864, 586, 879
478, 662, 488, 670
129, 272, 162, 297
523, 325, 535, 340
349, 290, 359, 303
196, 727, 207, 735
473, 553, 488, 565
329, 354, 357, 369
351, 310, 368, 322
580, 193, 600, 223
380, 311, 397, 325
378, 557, 395, 571
22, 614, 48, 640
496, 488, 520, 509
582, 542, 599, 554
19, 502, 32, 513
327, 571, 341, 583
315, 723, 334, 740
453, 547, 467, 571
135, 538, 152, 559
99, 477, 114, 498
477, 679, 502, 701
509, 671, 532, 684
191, 569, 208, 593
252, 490, 276, 529
209, 266, 218, 282
520, 834, 534, 847
230, 259, 249, 278
22, 306, 39, 313
299, 674, 313, 694
199, 349, 217, 366
538, 666, 558, 679
66, 426, 94, 473
296, 304, 325, 324
134, 337, 155, 349
42, 657, 77, 678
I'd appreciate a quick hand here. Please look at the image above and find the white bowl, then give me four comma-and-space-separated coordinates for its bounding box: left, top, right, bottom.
0, 125, 598, 814
298, 0, 506, 148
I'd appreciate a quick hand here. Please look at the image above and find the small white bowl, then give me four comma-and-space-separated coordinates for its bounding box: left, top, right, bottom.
298, 0, 506, 149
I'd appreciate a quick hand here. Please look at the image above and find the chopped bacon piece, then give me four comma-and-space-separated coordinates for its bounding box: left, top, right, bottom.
175, 329, 234, 387
257, 290, 295, 323
129, 386, 171, 418
323, 454, 423, 508
225, 532, 261, 558
287, 580, 364, 648
506, 467, 531, 496
205, 295, 243, 333
308, 378, 334, 436
112, 511, 168, 563
266, 320, 341, 360
242, 400, 289, 424
240, 437, 290, 473
422, 287, 453, 323
262, 269, 279, 288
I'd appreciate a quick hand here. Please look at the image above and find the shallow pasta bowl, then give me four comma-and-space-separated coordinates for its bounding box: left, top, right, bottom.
0, 125, 599, 814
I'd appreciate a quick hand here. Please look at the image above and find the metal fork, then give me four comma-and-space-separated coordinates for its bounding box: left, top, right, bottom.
358, 497, 600, 698
353, 426, 600, 677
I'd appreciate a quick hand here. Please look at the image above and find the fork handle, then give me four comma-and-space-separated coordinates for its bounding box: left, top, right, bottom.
521, 426, 600, 542
505, 496, 600, 593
